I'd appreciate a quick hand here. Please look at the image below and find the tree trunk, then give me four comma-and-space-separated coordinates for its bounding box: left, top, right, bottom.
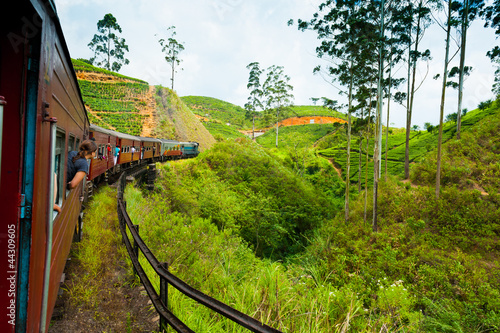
358, 107, 365, 192
345, 63, 354, 223
405, 1, 423, 180
436, 0, 453, 199
252, 115, 255, 140
171, 61, 175, 90
275, 108, 280, 148
364, 104, 372, 224
456, 0, 469, 139
373, 0, 385, 232
385, 52, 393, 182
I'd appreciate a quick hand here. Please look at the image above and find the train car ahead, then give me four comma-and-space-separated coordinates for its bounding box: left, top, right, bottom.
1, 1, 89, 332
180, 142, 200, 158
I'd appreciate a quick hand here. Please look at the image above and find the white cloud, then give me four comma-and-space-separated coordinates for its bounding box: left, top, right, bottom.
55, 0, 497, 128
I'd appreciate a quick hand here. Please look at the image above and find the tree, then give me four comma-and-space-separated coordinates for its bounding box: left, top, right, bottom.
402, 0, 435, 180
453, 0, 485, 139
292, 0, 379, 224
158, 26, 185, 91
88, 13, 130, 72
262, 65, 294, 148
244, 62, 264, 140
482, 1, 500, 97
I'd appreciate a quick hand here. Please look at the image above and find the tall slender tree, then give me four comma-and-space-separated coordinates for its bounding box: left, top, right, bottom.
373, 0, 387, 232
455, 0, 485, 139
88, 13, 130, 72
158, 26, 185, 91
292, 0, 379, 223
483, 0, 500, 96
436, 0, 455, 199
402, 0, 435, 179
262, 65, 294, 148
244, 62, 264, 140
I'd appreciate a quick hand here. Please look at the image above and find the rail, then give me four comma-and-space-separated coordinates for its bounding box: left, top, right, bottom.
116, 167, 282, 333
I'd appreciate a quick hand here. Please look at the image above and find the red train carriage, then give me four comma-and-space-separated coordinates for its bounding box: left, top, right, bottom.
1, 0, 89, 332
116, 131, 139, 166
138, 136, 161, 161
88, 125, 116, 181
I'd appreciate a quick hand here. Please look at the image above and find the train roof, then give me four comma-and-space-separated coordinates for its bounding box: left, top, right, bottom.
89, 124, 139, 141
159, 139, 181, 144
136, 136, 162, 143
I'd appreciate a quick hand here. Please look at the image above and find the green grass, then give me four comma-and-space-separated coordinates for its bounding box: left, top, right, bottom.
181, 96, 250, 129
315, 105, 500, 183
124, 179, 421, 332
72, 58, 148, 84
202, 121, 246, 141
290, 105, 347, 120
256, 123, 338, 149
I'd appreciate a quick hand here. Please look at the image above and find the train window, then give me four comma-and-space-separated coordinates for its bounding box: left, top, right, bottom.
54, 130, 66, 215
68, 134, 75, 152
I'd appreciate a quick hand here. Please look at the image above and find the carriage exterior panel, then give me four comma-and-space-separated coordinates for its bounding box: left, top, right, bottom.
1, 1, 200, 331
25, 4, 89, 331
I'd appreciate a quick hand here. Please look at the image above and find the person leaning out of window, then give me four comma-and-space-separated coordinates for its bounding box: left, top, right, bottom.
67, 139, 97, 190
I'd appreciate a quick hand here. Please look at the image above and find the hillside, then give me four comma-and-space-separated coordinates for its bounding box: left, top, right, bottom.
316, 104, 500, 186
154, 88, 216, 151
122, 103, 500, 331
73, 59, 215, 150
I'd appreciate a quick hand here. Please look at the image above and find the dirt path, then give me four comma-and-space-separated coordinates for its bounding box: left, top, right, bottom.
49, 187, 158, 333
326, 158, 344, 181
139, 86, 157, 137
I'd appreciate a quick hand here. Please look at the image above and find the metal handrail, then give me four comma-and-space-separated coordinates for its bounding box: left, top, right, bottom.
116, 170, 282, 333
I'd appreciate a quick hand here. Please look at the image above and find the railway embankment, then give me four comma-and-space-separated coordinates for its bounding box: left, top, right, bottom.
49, 186, 157, 333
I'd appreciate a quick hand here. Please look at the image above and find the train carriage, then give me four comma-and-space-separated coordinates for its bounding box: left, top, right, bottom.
160, 139, 182, 160
1, 1, 201, 331
88, 125, 116, 181
1, 1, 89, 331
180, 142, 200, 158
115, 131, 139, 166
138, 136, 161, 161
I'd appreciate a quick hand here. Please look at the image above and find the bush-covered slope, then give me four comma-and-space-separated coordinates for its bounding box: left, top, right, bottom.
154, 87, 216, 151
181, 96, 250, 128
316, 105, 500, 185
149, 138, 338, 259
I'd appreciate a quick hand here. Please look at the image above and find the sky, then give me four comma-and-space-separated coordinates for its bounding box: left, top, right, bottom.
55, 0, 499, 128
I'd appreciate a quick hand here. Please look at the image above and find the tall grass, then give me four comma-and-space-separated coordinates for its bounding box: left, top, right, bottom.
124, 183, 423, 332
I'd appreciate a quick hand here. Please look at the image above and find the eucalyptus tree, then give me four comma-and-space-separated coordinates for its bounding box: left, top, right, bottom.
244, 62, 264, 140
381, 2, 409, 181
157, 26, 185, 91
401, 0, 436, 179
452, 0, 485, 138
262, 65, 294, 148
435, 0, 459, 198
291, 0, 379, 223
88, 13, 130, 72
483, 1, 500, 96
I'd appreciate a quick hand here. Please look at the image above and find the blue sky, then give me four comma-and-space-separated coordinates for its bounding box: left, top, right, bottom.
56, 0, 498, 128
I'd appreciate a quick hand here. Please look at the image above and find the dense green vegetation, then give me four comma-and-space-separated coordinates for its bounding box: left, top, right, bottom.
290, 105, 347, 120
256, 123, 339, 149
72, 59, 151, 136
72, 58, 146, 83
315, 106, 499, 185
202, 121, 246, 141
154, 87, 217, 151
181, 96, 250, 128
122, 100, 500, 332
